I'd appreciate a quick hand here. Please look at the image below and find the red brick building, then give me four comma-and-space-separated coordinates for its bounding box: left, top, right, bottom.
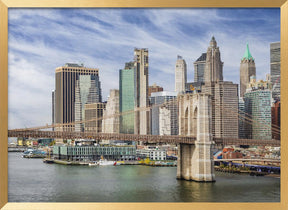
148, 83, 163, 97
271, 101, 280, 140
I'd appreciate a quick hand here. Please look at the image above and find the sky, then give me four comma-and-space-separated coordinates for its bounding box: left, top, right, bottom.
8, 8, 280, 130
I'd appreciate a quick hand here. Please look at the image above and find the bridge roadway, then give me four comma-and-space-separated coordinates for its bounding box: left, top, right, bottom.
8, 130, 281, 146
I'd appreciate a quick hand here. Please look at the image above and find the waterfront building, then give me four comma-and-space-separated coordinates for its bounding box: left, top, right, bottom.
175, 55, 187, 94
244, 79, 272, 140
270, 42, 281, 100
134, 48, 150, 135
102, 89, 120, 144
201, 37, 239, 138
149, 91, 178, 136
17, 138, 37, 146
54, 63, 101, 135
53, 145, 136, 161
136, 149, 167, 160
38, 138, 54, 146
240, 43, 256, 98
194, 53, 206, 83
84, 102, 106, 133
148, 83, 163, 97
119, 62, 136, 134
17, 137, 28, 146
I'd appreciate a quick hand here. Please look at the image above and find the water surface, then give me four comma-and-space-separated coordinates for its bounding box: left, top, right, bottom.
8, 152, 280, 202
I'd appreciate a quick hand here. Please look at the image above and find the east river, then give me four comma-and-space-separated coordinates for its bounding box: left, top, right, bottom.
8, 152, 280, 202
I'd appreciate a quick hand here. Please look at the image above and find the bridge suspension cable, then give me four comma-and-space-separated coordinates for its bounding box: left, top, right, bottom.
11, 92, 280, 137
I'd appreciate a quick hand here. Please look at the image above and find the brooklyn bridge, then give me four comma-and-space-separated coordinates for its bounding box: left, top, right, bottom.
8, 93, 281, 182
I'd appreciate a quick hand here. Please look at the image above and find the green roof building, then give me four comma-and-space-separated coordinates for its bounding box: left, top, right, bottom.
240, 43, 256, 97
242, 43, 254, 61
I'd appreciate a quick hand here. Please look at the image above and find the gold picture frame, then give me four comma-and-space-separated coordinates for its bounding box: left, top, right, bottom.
0, 0, 287, 209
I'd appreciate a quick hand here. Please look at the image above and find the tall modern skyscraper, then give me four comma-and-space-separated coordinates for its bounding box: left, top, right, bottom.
175, 55, 187, 93
270, 42, 281, 100
54, 63, 100, 133
202, 81, 239, 138
194, 53, 206, 83
119, 62, 136, 134
238, 97, 246, 139
244, 78, 273, 140
84, 102, 106, 133
202, 37, 239, 138
244, 90, 272, 140
102, 89, 120, 139
134, 48, 150, 135
240, 43, 256, 97
204, 36, 223, 83
74, 75, 102, 132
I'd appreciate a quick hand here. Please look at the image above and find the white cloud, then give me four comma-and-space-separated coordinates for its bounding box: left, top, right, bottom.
8, 8, 280, 129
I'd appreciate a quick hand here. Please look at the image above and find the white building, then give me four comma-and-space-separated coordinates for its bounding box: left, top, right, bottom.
175, 55, 187, 94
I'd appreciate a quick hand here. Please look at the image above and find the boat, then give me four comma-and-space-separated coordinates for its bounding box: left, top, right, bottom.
88, 161, 99, 166
22, 149, 46, 158
98, 159, 117, 166
43, 158, 54, 164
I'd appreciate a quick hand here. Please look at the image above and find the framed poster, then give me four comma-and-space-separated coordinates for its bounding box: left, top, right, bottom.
0, 0, 287, 209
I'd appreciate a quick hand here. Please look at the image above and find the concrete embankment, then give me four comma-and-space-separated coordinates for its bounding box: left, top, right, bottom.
214, 166, 280, 177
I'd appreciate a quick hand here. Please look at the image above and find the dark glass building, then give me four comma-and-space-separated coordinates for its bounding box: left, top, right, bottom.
54, 63, 101, 134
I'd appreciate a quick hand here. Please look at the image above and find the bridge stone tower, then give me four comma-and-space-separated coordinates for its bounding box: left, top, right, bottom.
177, 93, 215, 182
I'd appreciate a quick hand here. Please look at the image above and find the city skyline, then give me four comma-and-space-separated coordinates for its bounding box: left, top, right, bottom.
8, 8, 280, 129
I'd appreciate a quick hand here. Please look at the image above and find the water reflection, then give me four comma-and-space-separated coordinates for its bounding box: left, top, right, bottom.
8, 153, 280, 202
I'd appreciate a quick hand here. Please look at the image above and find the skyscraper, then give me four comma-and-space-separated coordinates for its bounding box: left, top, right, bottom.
204, 36, 223, 83
84, 102, 106, 133
102, 89, 120, 139
54, 63, 100, 134
244, 78, 273, 140
240, 43, 256, 97
270, 42, 280, 100
202, 81, 239, 138
119, 62, 136, 134
202, 37, 239, 138
175, 55, 187, 93
150, 91, 178, 136
134, 48, 150, 135
194, 53, 206, 83
74, 75, 102, 132
244, 90, 272, 140
238, 97, 246, 139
